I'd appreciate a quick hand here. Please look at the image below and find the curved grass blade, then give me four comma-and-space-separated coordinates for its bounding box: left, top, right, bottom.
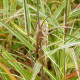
46, 40, 80, 55
0, 46, 31, 80
31, 61, 41, 80
0, 21, 35, 51
54, 0, 66, 18
10, 21, 36, 44
69, 8, 80, 18
43, 67, 57, 80
0, 67, 11, 80
0, 62, 16, 80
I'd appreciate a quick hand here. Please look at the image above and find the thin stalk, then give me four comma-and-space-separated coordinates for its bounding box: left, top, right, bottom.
23, 0, 33, 68
63, 11, 66, 80
36, 0, 40, 60
36, 0, 43, 79
37, 0, 40, 28
23, 0, 29, 38
40, 42, 43, 80
64, 0, 68, 80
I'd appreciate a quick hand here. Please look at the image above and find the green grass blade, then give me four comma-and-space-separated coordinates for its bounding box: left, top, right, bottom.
43, 67, 57, 80
0, 21, 35, 51
23, 0, 31, 33
0, 46, 31, 80
31, 61, 41, 80
46, 40, 80, 55
54, 0, 66, 18
0, 67, 11, 80
69, 8, 80, 18
3, 0, 9, 19
10, 21, 36, 44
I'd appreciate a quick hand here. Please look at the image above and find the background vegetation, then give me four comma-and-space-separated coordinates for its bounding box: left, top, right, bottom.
0, 0, 80, 80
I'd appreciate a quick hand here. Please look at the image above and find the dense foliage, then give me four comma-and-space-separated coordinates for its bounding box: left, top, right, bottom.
0, 0, 80, 80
